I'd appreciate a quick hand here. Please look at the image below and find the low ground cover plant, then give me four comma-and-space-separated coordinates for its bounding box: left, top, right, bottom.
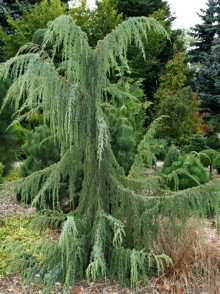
0, 214, 43, 277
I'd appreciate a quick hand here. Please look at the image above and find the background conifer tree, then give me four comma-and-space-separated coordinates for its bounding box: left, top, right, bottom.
194, 37, 220, 117
190, 0, 220, 63
190, 0, 220, 118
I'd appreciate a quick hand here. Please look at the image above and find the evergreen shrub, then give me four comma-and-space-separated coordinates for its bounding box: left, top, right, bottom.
32, 29, 47, 45
163, 155, 209, 191
19, 125, 82, 211
20, 125, 60, 177
19, 125, 60, 207
0, 78, 26, 174
0, 79, 17, 175
207, 133, 220, 151
199, 149, 219, 178
106, 106, 136, 174
163, 145, 181, 170
213, 154, 220, 174
186, 133, 207, 153
200, 149, 218, 167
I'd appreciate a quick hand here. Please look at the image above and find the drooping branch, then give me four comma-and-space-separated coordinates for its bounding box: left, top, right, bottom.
97, 17, 168, 76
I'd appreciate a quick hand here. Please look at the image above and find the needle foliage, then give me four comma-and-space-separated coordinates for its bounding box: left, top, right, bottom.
0, 15, 220, 292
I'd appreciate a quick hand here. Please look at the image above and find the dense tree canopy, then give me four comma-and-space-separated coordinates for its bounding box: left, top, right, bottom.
0, 0, 68, 59
0, 0, 41, 31
0, 0, 69, 60
115, 0, 170, 18
87, 0, 123, 47
112, 0, 186, 122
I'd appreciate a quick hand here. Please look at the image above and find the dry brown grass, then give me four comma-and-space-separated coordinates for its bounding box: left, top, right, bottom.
152, 218, 220, 294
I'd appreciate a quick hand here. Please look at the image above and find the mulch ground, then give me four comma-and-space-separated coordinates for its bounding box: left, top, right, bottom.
0, 273, 155, 294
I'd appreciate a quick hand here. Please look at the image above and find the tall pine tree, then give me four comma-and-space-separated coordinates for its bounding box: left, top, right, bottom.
190, 0, 220, 63
190, 0, 220, 117
195, 36, 220, 116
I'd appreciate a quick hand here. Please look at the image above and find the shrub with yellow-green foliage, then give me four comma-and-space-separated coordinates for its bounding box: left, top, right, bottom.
0, 214, 43, 277
4, 165, 21, 182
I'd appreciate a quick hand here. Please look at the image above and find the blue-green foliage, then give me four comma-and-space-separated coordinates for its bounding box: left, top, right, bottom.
163, 155, 209, 191
190, 0, 220, 117
104, 75, 150, 173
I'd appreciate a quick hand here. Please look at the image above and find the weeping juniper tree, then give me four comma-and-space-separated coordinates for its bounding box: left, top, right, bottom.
1, 15, 220, 292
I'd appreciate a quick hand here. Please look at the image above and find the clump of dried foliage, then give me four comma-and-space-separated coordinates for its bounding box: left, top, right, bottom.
152, 218, 220, 293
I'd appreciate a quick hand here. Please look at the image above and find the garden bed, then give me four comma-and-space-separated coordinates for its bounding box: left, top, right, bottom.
0, 186, 220, 294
